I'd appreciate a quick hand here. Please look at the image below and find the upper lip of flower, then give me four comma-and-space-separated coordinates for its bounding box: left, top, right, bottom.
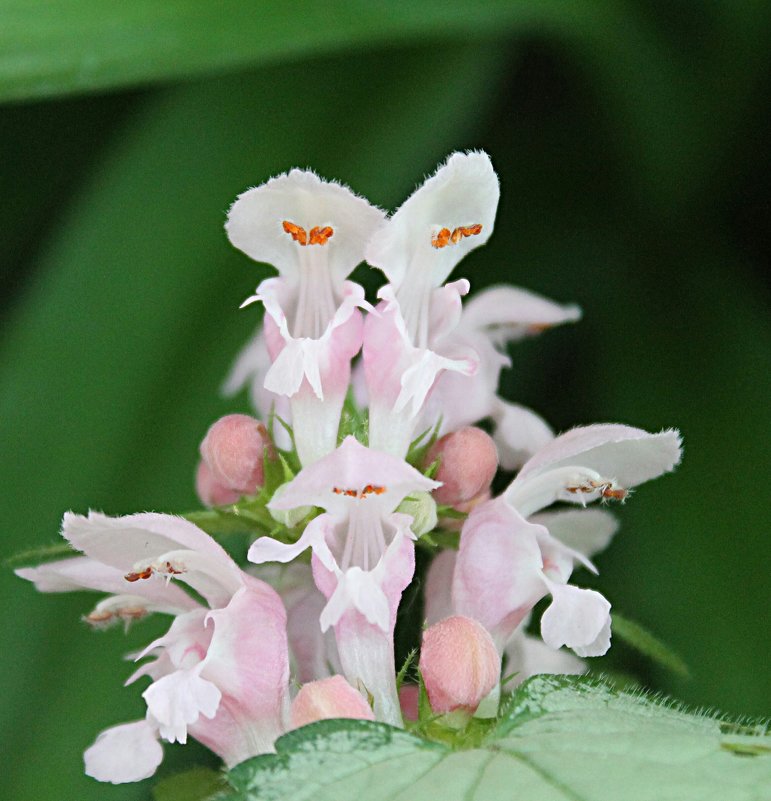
226, 168, 385, 341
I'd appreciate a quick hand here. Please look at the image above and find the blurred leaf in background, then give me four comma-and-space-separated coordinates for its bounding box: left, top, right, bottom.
1, 2, 769, 800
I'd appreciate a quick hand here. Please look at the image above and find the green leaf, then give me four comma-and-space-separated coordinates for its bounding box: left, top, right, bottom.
612, 612, 690, 678
153, 766, 227, 801
220, 676, 771, 800
0, 0, 596, 102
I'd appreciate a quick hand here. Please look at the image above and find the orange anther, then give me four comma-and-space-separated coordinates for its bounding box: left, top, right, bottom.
431, 228, 452, 248
432, 224, 482, 249
86, 610, 113, 624
309, 226, 334, 245
601, 487, 627, 501
164, 561, 183, 575
125, 567, 152, 582
282, 220, 308, 246
119, 607, 148, 620
458, 224, 483, 238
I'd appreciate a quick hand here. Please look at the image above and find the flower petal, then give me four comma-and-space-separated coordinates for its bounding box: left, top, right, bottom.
503, 628, 586, 687
16, 556, 196, 613
226, 169, 384, 284
540, 578, 612, 657
458, 284, 581, 342
142, 667, 221, 744
248, 514, 331, 565
424, 549, 457, 626
267, 436, 438, 515
491, 400, 555, 471
84, 720, 163, 784
452, 499, 546, 651
62, 511, 243, 608
366, 151, 499, 290
196, 579, 289, 763
516, 424, 682, 487
530, 508, 619, 558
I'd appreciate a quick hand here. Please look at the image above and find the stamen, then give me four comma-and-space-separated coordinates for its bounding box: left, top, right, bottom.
308, 225, 334, 245
85, 597, 150, 628
283, 220, 334, 247
282, 220, 307, 245
565, 479, 627, 502
124, 560, 184, 584
125, 567, 153, 582
431, 224, 482, 249
332, 485, 387, 499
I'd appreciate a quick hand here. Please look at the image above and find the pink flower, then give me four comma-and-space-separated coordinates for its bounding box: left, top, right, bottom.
18, 511, 290, 782
453, 425, 682, 657
248, 436, 438, 724
227, 169, 385, 465
363, 152, 499, 456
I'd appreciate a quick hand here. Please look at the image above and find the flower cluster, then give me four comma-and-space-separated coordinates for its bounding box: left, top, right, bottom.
17, 152, 681, 783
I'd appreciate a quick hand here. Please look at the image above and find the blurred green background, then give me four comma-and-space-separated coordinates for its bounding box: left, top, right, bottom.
1, 2, 769, 799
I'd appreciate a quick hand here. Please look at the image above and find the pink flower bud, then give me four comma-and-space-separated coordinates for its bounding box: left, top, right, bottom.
195, 460, 240, 507
398, 684, 420, 722
290, 675, 375, 729
200, 414, 272, 495
419, 615, 499, 715
426, 427, 498, 506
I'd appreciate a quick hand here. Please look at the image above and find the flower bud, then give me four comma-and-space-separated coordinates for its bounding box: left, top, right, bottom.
290, 675, 375, 729
419, 615, 499, 716
195, 460, 240, 507
398, 684, 420, 722
426, 427, 498, 506
396, 491, 438, 537
200, 414, 273, 495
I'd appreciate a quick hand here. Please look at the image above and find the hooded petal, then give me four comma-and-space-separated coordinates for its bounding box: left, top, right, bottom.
227, 169, 384, 285
515, 424, 683, 488
458, 284, 581, 344
540, 578, 612, 657
62, 512, 243, 608
267, 436, 438, 515
505, 425, 682, 517
16, 556, 199, 615
84, 720, 163, 784
366, 151, 499, 291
